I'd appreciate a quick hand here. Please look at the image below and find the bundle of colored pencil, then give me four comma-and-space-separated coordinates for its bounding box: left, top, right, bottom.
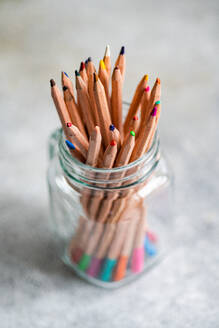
50, 46, 161, 282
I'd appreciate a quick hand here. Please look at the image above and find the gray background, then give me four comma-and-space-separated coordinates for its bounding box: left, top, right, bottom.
1, 0, 219, 327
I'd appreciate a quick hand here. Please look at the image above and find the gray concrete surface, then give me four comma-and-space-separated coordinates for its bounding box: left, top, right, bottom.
0, 0, 219, 327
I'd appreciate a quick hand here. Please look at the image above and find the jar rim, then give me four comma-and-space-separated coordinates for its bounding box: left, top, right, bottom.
59, 128, 159, 175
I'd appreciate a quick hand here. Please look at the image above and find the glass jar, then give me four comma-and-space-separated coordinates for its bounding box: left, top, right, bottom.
47, 108, 174, 288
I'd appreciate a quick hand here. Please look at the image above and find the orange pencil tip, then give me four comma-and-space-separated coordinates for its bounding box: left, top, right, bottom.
156, 77, 161, 84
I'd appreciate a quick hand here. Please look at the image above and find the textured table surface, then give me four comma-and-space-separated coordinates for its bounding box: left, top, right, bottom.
1, 0, 219, 327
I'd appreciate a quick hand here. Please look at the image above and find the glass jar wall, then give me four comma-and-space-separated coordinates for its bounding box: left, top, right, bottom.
47, 123, 173, 288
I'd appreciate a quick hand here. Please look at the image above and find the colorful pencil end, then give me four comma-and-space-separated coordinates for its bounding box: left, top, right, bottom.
63, 86, 68, 91
133, 116, 138, 121
80, 62, 85, 71
156, 77, 161, 84
130, 131, 135, 137
145, 74, 149, 81
100, 59, 106, 70
110, 140, 117, 146
113, 256, 128, 281
120, 46, 125, 55
50, 79, 55, 87
155, 100, 161, 105
109, 124, 115, 131
87, 257, 103, 277
104, 45, 110, 57
87, 57, 92, 62
100, 258, 117, 281
78, 253, 92, 272
66, 122, 72, 127
65, 140, 75, 150
75, 70, 80, 77
145, 86, 150, 92
131, 247, 144, 273
151, 107, 157, 116
64, 72, 69, 77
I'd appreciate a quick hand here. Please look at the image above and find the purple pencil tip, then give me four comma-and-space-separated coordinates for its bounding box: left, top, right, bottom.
151, 107, 157, 117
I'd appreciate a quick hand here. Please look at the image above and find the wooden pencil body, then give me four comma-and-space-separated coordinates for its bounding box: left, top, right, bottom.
63, 87, 87, 139
123, 75, 148, 135
111, 68, 123, 135
93, 77, 112, 149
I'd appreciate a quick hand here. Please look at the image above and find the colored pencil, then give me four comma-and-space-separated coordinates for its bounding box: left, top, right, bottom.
111, 67, 123, 135
93, 73, 112, 149
123, 74, 148, 135
63, 86, 87, 139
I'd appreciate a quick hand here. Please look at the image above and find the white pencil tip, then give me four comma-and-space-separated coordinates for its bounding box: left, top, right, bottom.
104, 45, 110, 57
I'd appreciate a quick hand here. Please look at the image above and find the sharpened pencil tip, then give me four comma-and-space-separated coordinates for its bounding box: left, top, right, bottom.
104, 45, 110, 57
80, 62, 85, 71
50, 79, 55, 87
109, 124, 115, 131
145, 74, 149, 81
88, 57, 92, 62
151, 107, 157, 116
75, 70, 80, 77
85, 59, 88, 65
63, 86, 68, 91
66, 122, 72, 127
120, 46, 125, 55
156, 77, 161, 84
64, 72, 69, 77
133, 116, 138, 121
145, 86, 150, 92
65, 140, 75, 150
100, 60, 106, 70
110, 140, 117, 146
130, 131, 135, 136
155, 100, 161, 105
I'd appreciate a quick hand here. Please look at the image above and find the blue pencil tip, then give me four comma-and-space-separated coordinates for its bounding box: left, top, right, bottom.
109, 124, 115, 131
65, 140, 75, 150
64, 72, 69, 77
120, 46, 125, 55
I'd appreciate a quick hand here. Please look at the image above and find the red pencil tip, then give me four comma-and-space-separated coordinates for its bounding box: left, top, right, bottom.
133, 116, 138, 121
80, 62, 85, 71
110, 140, 116, 146
66, 122, 72, 127
156, 78, 161, 84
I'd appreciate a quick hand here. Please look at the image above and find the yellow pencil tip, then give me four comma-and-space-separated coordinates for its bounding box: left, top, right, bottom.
100, 60, 106, 70
145, 74, 149, 81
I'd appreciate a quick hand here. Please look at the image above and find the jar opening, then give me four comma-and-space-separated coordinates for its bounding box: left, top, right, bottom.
57, 128, 160, 190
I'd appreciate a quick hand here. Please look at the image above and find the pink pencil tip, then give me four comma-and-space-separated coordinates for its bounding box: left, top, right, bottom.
151, 107, 157, 116
146, 86, 150, 92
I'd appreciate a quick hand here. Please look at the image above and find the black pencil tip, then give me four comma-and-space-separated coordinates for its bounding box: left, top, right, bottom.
50, 79, 55, 87
120, 46, 125, 55
88, 57, 92, 62
75, 70, 80, 77
63, 86, 68, 91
